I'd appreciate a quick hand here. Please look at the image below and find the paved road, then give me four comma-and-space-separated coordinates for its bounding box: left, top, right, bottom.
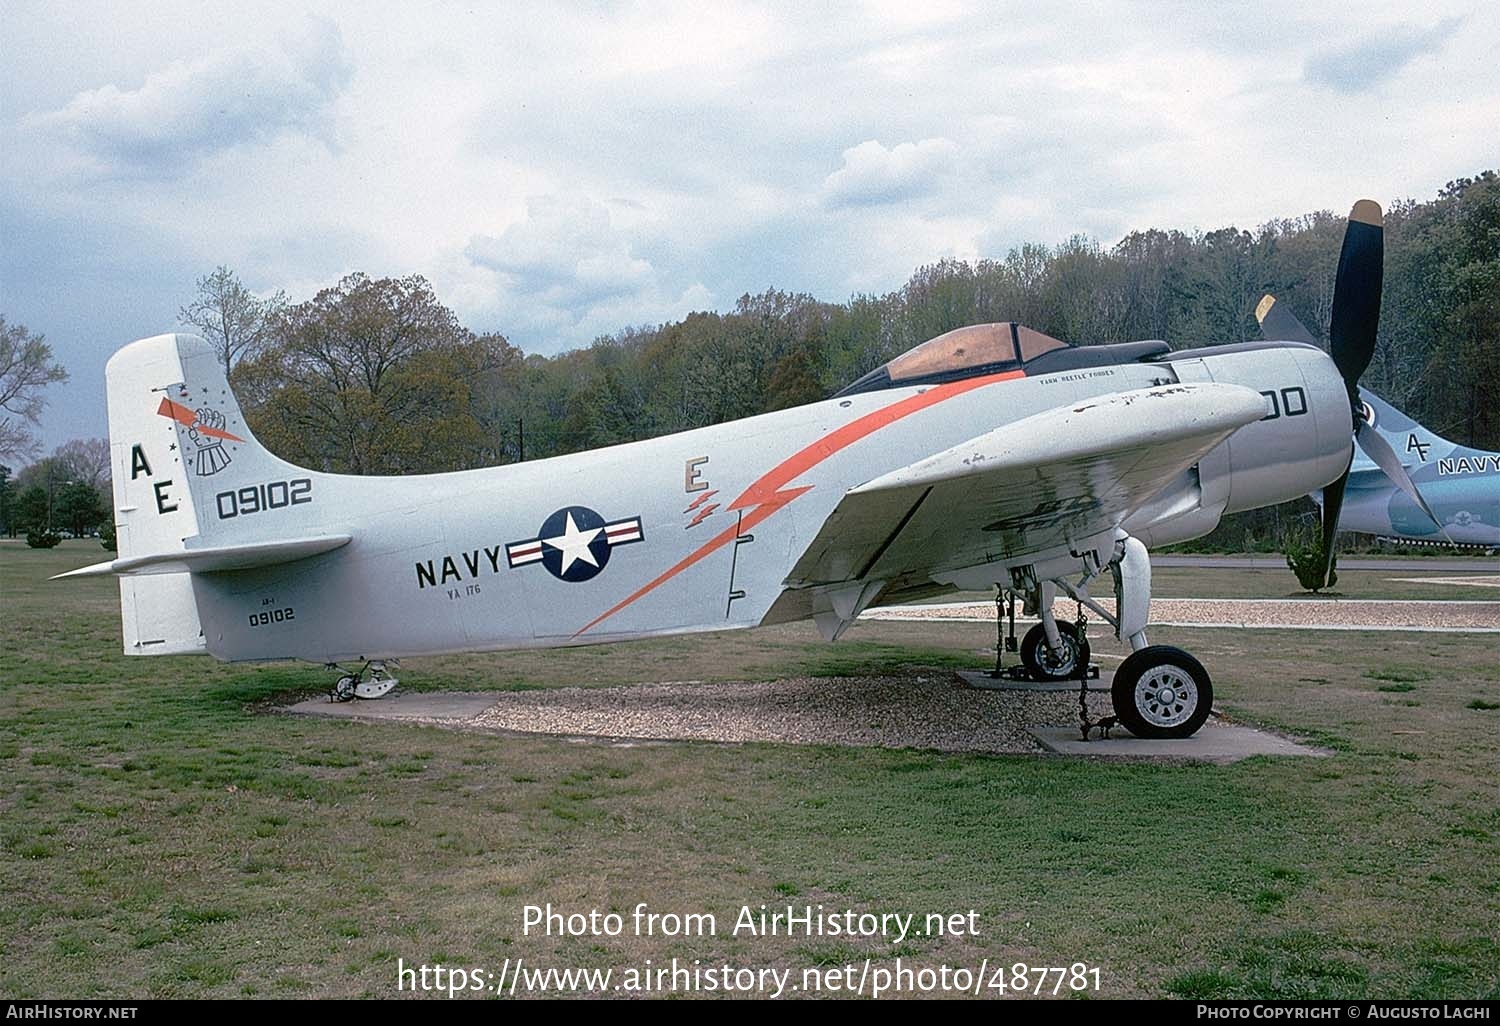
1154, 555, 1498, 572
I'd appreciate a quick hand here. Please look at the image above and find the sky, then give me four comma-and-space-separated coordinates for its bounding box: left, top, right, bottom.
2, 0, 1497, 452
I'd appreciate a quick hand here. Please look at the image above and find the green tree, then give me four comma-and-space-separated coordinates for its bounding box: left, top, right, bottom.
209, 172, 1499, 482
235, 273, 516, 473
764, 346, 823, 411
14, 484, 48, 533
55, 480, 106, 536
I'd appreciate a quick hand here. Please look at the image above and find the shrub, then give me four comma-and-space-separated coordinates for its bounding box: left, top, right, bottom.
26, 530, 61, 549
99, 520, 117, 552
1284, 520, 1337, 592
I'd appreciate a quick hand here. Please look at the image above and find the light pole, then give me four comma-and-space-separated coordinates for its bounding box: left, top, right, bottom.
45, 464, 76, 534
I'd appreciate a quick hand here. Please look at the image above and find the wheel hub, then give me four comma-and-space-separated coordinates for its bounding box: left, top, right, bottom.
1043, 639, 1077, 673
1135, 667, 1197, 728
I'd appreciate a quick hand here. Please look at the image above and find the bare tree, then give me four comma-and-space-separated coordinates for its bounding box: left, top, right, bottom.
53, 437, 112, 491
0, 317, 68, 461
178, 266, 287, 377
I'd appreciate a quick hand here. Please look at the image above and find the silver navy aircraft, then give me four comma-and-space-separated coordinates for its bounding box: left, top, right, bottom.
62, 201, 1435, 739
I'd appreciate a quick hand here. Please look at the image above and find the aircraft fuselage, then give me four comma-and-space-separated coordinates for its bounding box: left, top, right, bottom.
186, 340, 1349, 663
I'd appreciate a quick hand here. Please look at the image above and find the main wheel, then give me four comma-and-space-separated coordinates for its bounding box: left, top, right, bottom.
1111, 646, 1213, 739
331, 674, 358, 702
1020, 621, 1090, 681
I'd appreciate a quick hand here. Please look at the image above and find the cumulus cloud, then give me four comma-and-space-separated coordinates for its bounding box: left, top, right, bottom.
465, 195, 655, 307
29, 16, 352, 172
461, 194, 712, 343
1304, 17, 1463, 93
820, 138, 959, 208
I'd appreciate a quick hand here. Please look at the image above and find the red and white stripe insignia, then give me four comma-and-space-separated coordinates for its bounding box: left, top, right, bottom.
505, 514, 643, 570
505, 540, 545, 567
603, 517, 644, 545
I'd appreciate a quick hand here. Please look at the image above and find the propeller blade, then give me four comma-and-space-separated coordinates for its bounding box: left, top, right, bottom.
1319, 462, 1350, 588
1354, 420, 1443, 529
1254, 293, 1320, 346
1328, 200, 1384, 393
1353, 421, 1457, 547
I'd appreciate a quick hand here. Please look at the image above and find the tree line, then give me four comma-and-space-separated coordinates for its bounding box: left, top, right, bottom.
3, 172, 1495, 550
220, 172, 1499, 477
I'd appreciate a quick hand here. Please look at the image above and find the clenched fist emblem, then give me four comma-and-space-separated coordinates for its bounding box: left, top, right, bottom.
189, 408, 233, 476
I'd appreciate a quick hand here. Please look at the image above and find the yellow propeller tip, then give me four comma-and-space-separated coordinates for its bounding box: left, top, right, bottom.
1254, 294, 1276, 324
1350, 199, 1383, 227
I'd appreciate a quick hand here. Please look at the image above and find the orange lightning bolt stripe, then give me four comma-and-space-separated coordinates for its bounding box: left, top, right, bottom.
684, 489, 718, 512
571, 368, 1025, 638
686, 503, 719, 528
157, 398, 245, 442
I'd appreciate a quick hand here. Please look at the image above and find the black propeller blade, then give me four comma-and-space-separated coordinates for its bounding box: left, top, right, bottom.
1254, 290, 1445, 536
1317, 200, 1385, 587
1328, 199, 1384, 401
1254, 273, 1452, 585
1253, 294, 1320, 346
1252, 201, 1384, 588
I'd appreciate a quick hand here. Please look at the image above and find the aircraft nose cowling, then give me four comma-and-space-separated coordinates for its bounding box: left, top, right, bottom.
1297, 346, 1360, 494
1201, 344, 1355, 514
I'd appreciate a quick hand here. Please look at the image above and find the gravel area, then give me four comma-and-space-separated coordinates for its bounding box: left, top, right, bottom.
468, 674, 1116, 754
864, 597, 1500, 631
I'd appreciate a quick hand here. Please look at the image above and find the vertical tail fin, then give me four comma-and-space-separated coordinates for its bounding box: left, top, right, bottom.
103, 333, 309, 654
107, 335, 206, 654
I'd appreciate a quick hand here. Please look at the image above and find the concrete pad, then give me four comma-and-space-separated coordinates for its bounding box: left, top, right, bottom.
958, 669, 1110, 693
285, 692, 498, 722
1027, 725, 1328, 764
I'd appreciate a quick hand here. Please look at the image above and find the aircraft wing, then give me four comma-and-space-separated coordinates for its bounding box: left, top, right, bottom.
785, 383, 1266, 591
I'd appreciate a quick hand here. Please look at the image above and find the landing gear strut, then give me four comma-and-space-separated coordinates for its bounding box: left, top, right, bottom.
1001, 531, 1215, 739
327, 660, 400, 702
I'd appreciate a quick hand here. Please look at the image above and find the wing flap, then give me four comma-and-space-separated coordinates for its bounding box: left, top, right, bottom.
787, 383, 1265, 588
52, 534, 352, 579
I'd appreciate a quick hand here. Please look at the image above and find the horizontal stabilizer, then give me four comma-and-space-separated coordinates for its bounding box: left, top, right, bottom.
52, 534, 352, 579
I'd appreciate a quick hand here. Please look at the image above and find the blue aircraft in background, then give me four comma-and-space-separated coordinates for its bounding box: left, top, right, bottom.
1256, 294, 1499, 551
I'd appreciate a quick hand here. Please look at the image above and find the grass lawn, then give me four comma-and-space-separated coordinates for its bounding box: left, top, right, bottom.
2, 541, 1497, 999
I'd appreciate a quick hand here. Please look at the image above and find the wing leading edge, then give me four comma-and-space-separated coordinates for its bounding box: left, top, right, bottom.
784, 383, 1266, 596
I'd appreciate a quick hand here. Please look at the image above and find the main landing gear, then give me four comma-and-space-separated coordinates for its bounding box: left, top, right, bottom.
327, 660, 400, 702
1019, 620, 1089, 681
998, 533, 1214, 739
1109, 646, 1213, 739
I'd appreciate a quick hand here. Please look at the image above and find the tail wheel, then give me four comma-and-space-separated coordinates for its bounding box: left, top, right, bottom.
1111, 646, 1213, 739
1020, 621, 1090, 681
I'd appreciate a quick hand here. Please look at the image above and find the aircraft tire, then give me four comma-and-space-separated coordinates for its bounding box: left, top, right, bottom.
1111, 646, 1213, 739
1020, 621, 1090, 681
332, 675, 359, 702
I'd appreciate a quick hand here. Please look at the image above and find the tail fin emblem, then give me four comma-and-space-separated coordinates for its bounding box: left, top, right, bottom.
156, 397, 245, 476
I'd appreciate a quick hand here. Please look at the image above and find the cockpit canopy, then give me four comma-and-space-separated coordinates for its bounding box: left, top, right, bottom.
835, 322, 1069, 397
833, 322, 1174, 397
